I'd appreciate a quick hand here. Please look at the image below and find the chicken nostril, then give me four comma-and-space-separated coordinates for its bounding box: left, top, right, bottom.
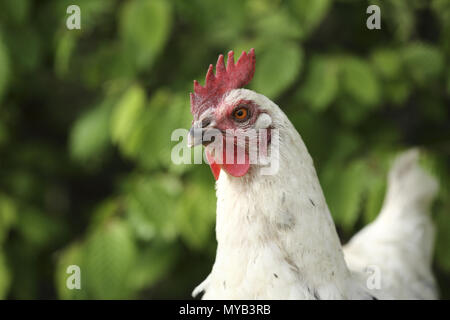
202, 118, 211, 128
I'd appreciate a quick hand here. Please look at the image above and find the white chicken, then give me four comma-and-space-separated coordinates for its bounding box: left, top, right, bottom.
188, 49, 439, 300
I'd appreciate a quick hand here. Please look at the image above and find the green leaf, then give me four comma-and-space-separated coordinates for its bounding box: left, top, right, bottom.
75, 0, 116, 30
0, 120, 7, 147
418, 151, 449, 196
175, 170, 216, 250
379, 0, 415, 41
447, 72, 450, 96
110, 85, 146, 156
371, 49, 402, 80
125, 174, 181, 241
402, 43, 444, 86
340, 56, 380, 107
115, 89, 191, 170
175, 0, 246, 45
119, 0, 172, 71
17, 207, 65, 248
4, 26, 41, 74
384, 80, 411, 106
84, 219, 137, 299
70, 101, 112, 163
0, 34, 10, 103
55, 242, 87, 300
324, 160, 368, 231
129, 242, 178, 291
327, 132, 362, 164
364, 174, 387, 224
0, 251, 11, 299
300, 55, 339, 111
251, 42, 303, 99
288, 0, 331, 36
87, 199, 121, 233
336, 99, 369, 125
254, 9, 303, 40
0, 0, 30, 25
54, 32, 77, 78
81, 42, 135, 88
143, 91, 192, 170
436, 201, 450, 271
0, 194, 17, 245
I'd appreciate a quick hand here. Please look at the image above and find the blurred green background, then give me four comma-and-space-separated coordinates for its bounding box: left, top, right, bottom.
0, 0, 449, 299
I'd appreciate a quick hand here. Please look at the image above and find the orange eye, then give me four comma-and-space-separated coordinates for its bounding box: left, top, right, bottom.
233, 107, 249, 121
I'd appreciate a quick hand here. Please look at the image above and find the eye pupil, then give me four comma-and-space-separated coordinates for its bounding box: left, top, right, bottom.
234, 107, 248, 120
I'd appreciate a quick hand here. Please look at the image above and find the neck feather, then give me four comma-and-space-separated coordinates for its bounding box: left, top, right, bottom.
210, 112, 353, 298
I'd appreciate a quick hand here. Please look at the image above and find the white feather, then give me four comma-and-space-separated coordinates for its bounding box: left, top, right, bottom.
343, 149, 439, 299
194, 90, 438, 300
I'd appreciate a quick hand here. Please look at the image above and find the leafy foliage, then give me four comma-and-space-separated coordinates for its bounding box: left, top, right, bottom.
0, 0, 449, 299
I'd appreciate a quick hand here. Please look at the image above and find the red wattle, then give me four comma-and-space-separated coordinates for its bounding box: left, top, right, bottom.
205, 145, 250, 181
206, 150, 221, 180
221, 155, 250, 177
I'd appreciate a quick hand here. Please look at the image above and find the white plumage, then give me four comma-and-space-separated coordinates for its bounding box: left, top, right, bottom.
343, 149, 439, 299
192, 89, 438, 300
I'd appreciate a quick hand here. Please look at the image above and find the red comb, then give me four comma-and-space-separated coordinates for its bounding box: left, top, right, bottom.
190, 48, 256, 116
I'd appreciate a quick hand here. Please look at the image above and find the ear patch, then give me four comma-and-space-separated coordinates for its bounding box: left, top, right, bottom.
254, 113, 272, 129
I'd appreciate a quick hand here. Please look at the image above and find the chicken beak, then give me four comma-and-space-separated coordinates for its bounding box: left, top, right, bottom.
187, 127, 203, 148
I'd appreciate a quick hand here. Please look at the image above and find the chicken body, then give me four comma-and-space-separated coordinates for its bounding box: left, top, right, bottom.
343, 150, 439, 299
193, 89, 438, 300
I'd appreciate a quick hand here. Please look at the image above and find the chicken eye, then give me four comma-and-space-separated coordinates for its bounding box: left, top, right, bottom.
233, 106, 249, 121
